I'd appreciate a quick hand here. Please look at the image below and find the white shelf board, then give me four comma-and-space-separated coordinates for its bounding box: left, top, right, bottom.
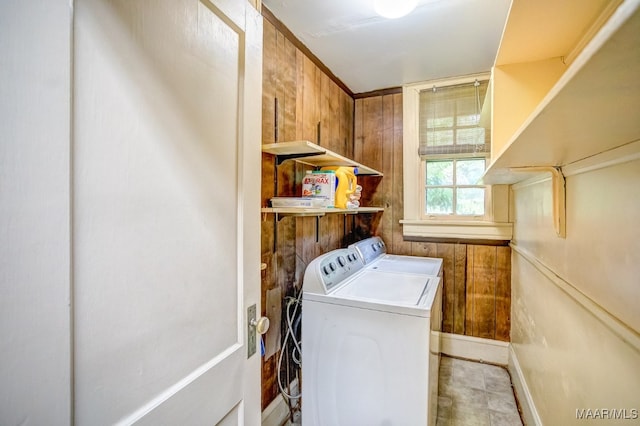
262, 140, 383, 176
261, 206, 384, 217
484, 0, 640, 185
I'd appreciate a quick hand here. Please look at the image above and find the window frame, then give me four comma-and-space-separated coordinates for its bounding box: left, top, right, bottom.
401, 73, 512, 240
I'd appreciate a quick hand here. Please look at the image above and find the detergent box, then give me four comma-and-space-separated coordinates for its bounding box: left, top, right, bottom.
301, 171, 336, 207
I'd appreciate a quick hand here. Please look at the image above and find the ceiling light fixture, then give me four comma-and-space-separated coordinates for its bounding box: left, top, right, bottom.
374, 0, 418, 19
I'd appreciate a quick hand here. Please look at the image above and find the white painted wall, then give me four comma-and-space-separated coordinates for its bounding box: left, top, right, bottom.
0, 2, 72, 424
510, 153, 640, 425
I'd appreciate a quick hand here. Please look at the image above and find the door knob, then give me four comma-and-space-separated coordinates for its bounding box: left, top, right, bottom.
250, 316, 270, 335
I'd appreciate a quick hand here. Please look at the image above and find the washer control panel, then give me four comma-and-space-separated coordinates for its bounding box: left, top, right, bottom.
350, 236, 387, 265
313, 248, 364, 293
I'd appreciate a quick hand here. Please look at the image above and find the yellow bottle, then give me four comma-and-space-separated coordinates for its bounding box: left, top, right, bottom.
320, 166, 358, 209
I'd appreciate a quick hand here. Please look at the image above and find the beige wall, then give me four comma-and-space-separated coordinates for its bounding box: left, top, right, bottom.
510, 155, 640, 424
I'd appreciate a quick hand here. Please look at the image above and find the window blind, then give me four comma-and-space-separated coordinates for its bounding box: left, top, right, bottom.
418, 80, 490, 157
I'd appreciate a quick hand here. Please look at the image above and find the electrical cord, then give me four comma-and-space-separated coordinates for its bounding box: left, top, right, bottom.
277, 287, 303, 400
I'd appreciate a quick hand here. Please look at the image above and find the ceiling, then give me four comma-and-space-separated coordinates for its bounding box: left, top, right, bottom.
262, 0, 512, 94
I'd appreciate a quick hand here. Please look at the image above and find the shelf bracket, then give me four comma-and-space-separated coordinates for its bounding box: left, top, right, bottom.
275, 151, 325, 167
510, 166, 566, 238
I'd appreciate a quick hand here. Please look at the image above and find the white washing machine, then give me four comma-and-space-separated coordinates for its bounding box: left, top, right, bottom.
350, 236, 443, 277
301, 245, 442, 426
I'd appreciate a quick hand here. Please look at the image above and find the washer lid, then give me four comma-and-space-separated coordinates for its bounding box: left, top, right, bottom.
369, 255, 442, 276
333, 270, 431, 306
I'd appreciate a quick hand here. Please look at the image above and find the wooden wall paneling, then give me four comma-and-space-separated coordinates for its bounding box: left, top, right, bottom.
469, 245, 497, 339
262, 21, 276, 145
318, 214, 330, 252
261, 19, 278, 410
318, 73, 330, 149
340, 90, 354, 159
411, 242, 438, 257
314, 64, 322, 146
327, 80, 344, 249
337, 93, 354, 247
261, 17, 278, 267
495, 246, 511, 341
438, 243, 456, 334
327, 79, 338, 153
301, 216, 320, 265
453, 243, 468, 335
316, 75, 331, 248
360, 97, 384, 174
391, 93, 412, 255
354, 98, 364, 165
275, 30, 285, 141
377, 95, 395, 247
354, 96, 383, 238
465, 245, 475, 336
274, 31, 295, 197
331, 82, 347, 158
276, 32, 298, 297
276, 215, 296, 284
352, 99, 366, 243
273, 42, 297, 413
301, 57, 317, 143
282, 38, 297, 142
349, 94, 355, 157
295, 48, 305, 140
261, 349, 278, 408
260, 192, 278, 403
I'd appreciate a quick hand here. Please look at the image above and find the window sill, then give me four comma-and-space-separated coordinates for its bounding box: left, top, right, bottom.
400, 219, 513, 241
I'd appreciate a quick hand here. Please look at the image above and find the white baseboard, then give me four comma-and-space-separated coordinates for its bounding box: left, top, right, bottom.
261, 379, 299, 426
508, 345, 542, 426
440, 332, 509, 365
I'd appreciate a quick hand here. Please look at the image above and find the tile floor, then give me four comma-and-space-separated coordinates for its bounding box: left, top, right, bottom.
285, 355, 523, 426
437, 356, 523, 426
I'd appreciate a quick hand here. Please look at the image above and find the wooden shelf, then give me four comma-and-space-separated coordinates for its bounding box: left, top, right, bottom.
262, 140, 383, 176
483, 0, 640, 185
261, 206, 384, 218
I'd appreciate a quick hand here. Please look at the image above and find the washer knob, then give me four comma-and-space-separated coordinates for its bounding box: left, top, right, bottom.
337, 256, 346, 267
329, 262, 336, 271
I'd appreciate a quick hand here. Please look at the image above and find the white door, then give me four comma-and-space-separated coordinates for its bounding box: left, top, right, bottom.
73, 0, 262, 424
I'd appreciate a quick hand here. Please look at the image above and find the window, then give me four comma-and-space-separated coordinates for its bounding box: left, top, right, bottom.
401, 74, 512, 240
425, 158, 486, 216
419, 79, 489, 218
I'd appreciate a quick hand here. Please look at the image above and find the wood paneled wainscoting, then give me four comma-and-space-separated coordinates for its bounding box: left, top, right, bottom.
354, 93, 512, 342
260, 11, 356, 410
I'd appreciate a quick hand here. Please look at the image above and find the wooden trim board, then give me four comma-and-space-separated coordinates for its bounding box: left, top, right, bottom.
508, 345, 543, 426
261, 379, 299, 426
440, 332, 509, 365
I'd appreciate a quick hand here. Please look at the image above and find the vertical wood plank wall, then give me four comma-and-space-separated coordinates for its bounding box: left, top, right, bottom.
353, 95, 512, 341
260, 18, 355, 409
261, 20, 512, 411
